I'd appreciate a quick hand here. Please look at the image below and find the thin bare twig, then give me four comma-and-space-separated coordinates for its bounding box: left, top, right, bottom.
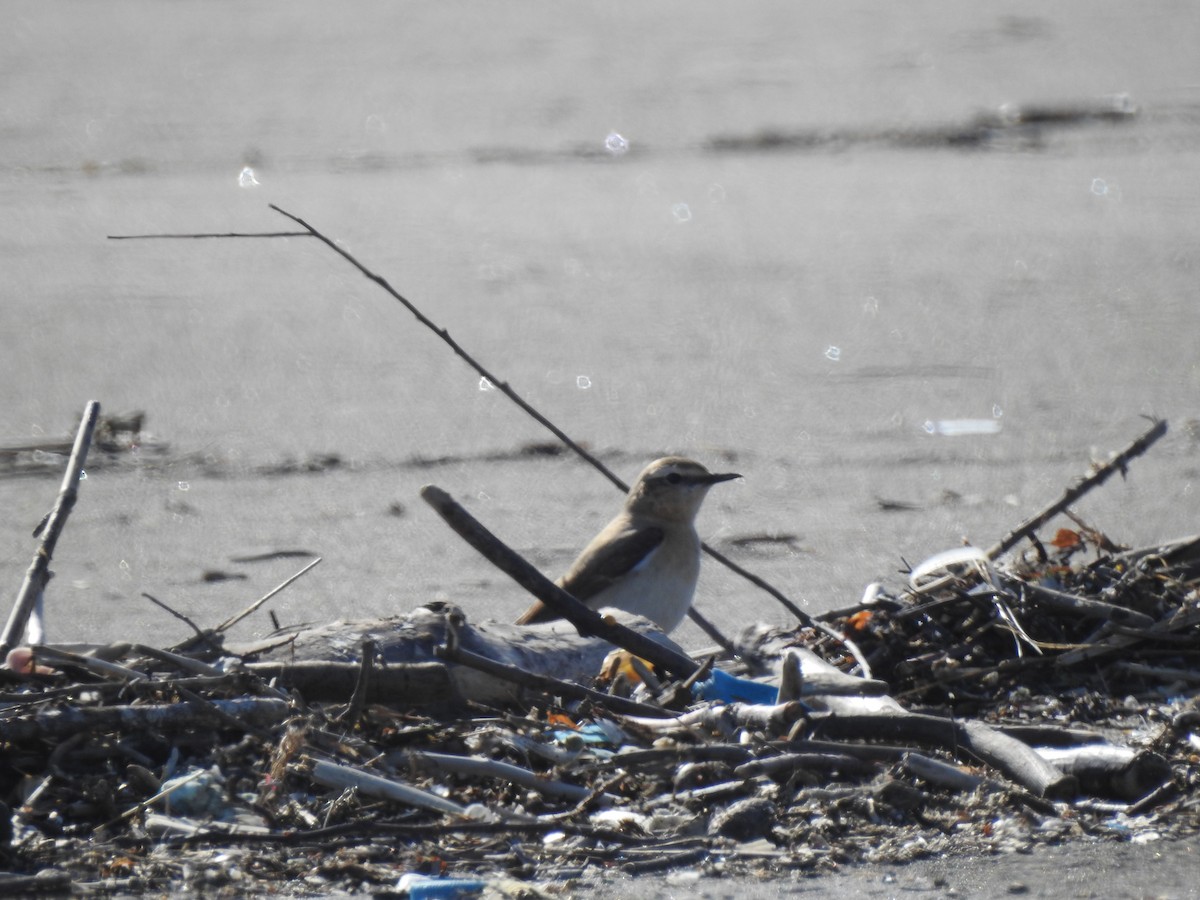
142, 592, 208, 640
215, 556, 323, 634
108, 206, 871, 673
108, 231, 309, 240
986, 417, 1168, 560
262, 206, 830, 643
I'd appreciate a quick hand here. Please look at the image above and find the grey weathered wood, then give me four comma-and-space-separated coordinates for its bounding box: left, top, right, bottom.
1, 401, 100, 657
238, 603, 690, 708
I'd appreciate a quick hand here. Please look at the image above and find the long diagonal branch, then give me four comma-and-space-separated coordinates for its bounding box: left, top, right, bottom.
109, 206, 869, 673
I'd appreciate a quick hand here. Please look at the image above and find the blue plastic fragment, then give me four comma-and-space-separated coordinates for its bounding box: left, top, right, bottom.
693, 667, 779, 704
399, 874, 486, 899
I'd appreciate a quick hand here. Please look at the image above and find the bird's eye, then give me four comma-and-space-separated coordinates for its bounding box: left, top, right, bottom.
665, 472, 682, 485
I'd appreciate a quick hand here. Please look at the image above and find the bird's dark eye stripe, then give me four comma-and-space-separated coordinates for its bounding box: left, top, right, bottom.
665, 472, 683, 484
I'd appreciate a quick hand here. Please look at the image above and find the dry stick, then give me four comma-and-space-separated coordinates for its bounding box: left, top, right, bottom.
336, 639, 376, 726
110, 220, 736, 653
986, 417, 1168, 560
262, 205, 863, 668
169, 557, 322, 654
108, 231, 309, 240
419, 484, 702, 681
0, 401, 100, 658
215, 556, 323, 634
109, 210, 866, 671
908, 418, 1170, 602
142, 592, 209, 641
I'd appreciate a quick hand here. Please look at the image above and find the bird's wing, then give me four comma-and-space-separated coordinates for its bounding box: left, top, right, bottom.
514, 525, 665, 625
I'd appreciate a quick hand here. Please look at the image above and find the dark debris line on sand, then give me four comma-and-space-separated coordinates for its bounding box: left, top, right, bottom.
0, 415, 1198, 896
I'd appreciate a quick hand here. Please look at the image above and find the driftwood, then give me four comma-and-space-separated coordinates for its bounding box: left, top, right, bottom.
808, 704, 1077, 799
237, 602, 689, 709
0, 696, 290, 744
1002, 574, 1157, 628
1035, 745, 1172, 802
245, 659, 458, 706
984, 417, 1167, 559
0, 401, 99, 657
306, 758, 471, 817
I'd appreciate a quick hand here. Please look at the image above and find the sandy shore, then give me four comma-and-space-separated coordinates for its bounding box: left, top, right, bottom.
3, 1, 1199, 894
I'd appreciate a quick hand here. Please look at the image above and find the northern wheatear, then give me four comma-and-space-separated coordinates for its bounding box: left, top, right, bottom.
515, 457, 740, 632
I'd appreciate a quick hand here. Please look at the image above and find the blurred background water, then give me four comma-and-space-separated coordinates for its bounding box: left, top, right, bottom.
2, 0, 1198, 657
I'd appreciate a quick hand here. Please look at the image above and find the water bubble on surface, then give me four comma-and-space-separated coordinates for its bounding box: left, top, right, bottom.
604, 132, 629, 155
238, 167, 260, 188
576, 375, 592, 390
671, 202, 692, 223
365, 114, 386, 134
708, 183, 726, 203
177, 481, 190, 491
992, 404, 1004, 418
478, 377, 496, 392
1091, 177, 1108, 196
824, 345, 842, 361
79, 470, 87, 480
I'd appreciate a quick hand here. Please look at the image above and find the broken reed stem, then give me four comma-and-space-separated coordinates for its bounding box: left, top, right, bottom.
0, 400, 100, 657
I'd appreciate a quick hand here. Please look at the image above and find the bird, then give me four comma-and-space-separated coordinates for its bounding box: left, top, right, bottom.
515, 456, 740, 632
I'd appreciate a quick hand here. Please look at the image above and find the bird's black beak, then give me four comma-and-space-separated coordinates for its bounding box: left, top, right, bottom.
702, 471, 741, 485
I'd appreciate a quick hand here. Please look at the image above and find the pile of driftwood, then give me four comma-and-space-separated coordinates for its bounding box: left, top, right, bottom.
1, 411, 1198, 896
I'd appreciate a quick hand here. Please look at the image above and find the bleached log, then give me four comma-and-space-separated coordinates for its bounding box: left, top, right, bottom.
902, 752, 985, 793
808, 701, 1076, 799
1035, 745, 1171, 801
237, 603, 688, 708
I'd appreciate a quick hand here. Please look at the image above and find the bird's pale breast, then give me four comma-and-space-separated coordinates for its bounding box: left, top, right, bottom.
587, 524, 701, 632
